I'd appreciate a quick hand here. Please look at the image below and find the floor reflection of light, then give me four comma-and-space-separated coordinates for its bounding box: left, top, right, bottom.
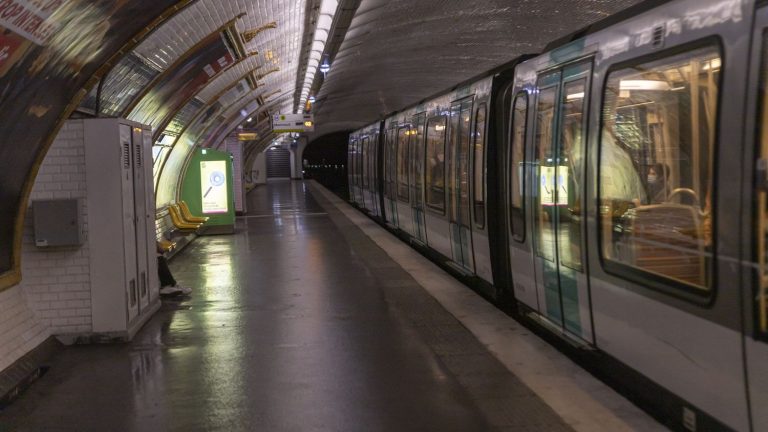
199, 242, 245, 424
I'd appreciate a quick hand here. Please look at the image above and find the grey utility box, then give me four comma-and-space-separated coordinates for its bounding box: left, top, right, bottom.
32, 199, 83, 247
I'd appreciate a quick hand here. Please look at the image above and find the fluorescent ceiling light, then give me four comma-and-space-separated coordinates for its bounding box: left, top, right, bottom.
619, 80, 671, 91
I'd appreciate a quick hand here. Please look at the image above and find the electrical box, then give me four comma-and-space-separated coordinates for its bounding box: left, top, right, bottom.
32, 199, 83, 247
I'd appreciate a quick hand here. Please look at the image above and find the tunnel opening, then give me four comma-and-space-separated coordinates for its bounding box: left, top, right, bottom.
303, 130, 351, 200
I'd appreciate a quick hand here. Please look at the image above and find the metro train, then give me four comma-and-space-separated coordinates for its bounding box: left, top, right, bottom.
346, 0, 768, 430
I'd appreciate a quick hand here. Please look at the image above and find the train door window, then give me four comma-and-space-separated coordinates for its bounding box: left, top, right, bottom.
458, 100, 474, 226
386, 129, 396, 198
425, 116, 447, 212
534, 85, 558, 262
510, 93, 528, 242
757, 32, 768, 336
412, 114, 426, 207
372, 133, 379, 193
559, 79, 587, 271
448, 104, 461, 219
397, 126, 410, 202
362, 137, 370, 189
351, 139, 358, 187
473, 104, 487, 229
599, 45, 720, 293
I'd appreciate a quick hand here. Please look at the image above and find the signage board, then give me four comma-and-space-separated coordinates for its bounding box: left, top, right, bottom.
540, 165, 569, 207
238, 132, 258, 141
272, 113, 314, 133
0, 0, 67, 45
200, 160, 228, 214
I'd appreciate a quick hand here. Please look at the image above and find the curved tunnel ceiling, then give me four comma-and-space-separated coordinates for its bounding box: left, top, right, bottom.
310, 0, 645, 137
0, 0, 647, 288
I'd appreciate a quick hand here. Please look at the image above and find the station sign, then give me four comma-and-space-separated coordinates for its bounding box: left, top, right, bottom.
272, 113, 314, 133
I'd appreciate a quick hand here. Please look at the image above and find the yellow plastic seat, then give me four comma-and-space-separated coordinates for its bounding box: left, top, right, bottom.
157, 239, 176, 253
179, 201, 209, 223
169, 205, 201, 231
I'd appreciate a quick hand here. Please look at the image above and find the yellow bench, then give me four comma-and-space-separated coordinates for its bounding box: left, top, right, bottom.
157, 239, 177, 253
179, 201, 209, 224
168, 205, 201, 231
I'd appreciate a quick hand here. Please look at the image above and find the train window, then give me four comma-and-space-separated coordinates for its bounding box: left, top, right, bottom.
473, 104, 487, 228
388, 129, 397, 198
756, 33, 768, 336
412, 115, 426, 207
534, 86, 558, 262
458, 101, 473, 224
397, 126, 410, 202
510, 93, 528, 242
599, 46, 720, 292
362, 137, 369, 189
559, 78, 587, 272
425, 116, 447, 212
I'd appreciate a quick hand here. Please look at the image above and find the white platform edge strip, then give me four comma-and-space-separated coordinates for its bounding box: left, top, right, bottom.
311, 182, 666, 432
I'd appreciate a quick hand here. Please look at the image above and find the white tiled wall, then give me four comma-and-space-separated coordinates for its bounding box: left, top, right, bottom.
0, 286, 50, 373
19, 121, 92, 335
0, 121, 90, 371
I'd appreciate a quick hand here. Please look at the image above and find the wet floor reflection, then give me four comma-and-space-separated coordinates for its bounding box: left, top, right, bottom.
0, 180, 490, 432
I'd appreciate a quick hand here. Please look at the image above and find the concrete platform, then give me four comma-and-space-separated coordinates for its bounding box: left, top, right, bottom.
0, 180, 662, 431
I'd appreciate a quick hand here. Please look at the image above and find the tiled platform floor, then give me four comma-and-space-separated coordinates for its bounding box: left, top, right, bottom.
0, 180, 588, 431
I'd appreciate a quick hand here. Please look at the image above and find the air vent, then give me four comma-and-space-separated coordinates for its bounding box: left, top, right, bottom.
122, 142, 130, 168
135, 143, 142, 167
653, 25, 664, 48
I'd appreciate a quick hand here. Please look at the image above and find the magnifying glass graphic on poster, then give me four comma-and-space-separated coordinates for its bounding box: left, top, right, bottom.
204, 170, 225, 197
200, 161, 228, 213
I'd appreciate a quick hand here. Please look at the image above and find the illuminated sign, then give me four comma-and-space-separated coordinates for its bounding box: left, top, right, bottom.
272, 113, 315, 133
200, 160, 228, 214
238, 133, 258, 141
0, 0, 67, 45
540, 166, 569, 206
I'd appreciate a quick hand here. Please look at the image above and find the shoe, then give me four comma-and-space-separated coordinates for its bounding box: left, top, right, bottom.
160, 286, 183, 296
175, 285, 192, 295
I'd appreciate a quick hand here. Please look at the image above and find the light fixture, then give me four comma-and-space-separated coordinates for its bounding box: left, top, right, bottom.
566, 92, 585, 101
619, 80, 671, 91
309, 96, 316, 103
319, 57, 330, 77
246, 117, 253, 122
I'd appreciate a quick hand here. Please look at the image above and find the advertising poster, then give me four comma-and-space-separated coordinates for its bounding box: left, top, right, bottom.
200, 160, 228, 214
0, 0, 184, 278
540, 166, 555, 206
129, 30, 237, 133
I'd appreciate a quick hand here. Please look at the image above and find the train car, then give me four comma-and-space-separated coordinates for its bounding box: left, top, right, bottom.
502, 0, 763, 429
347, 0, 768, 429
349, 59, 528, 300
348, 122, 383, 218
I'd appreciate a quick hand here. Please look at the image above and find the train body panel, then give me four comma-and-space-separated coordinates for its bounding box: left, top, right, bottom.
346, 0, 768, 429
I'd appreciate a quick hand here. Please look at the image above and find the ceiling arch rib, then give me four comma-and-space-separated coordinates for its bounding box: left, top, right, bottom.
133, 0, 310, 207
206, 92, 293, 150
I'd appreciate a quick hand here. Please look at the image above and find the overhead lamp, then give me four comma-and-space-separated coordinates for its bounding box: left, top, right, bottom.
309, 96, 316, 103
247, 117, 253, 122
320, 56, 330, 77
619, 80, 671, 91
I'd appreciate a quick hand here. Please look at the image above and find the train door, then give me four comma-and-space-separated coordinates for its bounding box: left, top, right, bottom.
395, 125, 414, 235
384, 129, 399, 227
361, 137, 370, 210
748, 7, 768, 430
370, 132, 381, 218
410, 115, 427, 243
448, 98, 476, 271
530, 62, 593, 342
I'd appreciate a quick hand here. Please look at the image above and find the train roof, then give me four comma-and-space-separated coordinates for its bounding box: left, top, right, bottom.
379, 55, 535, 122
544, 0, 672, 52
